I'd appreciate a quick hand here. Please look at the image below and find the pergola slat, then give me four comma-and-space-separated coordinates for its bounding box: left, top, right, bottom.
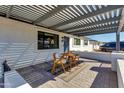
51, 5, 124, 28
33, 5, 70, 24
62, 16, 120, 31
6, 5, 13, 18
69, 23, 118, 34
78, 29, 117, 36
78, 28, 124, 36
0, 5, 124, 36
77, 27, 124, 36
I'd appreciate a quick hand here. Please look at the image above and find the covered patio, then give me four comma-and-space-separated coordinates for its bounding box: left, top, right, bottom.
16, 58, 117, 88
0, 5, 124, 88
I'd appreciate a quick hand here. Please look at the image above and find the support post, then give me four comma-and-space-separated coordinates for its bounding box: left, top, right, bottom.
116, 8, 124, 51
116, 31, 120, 51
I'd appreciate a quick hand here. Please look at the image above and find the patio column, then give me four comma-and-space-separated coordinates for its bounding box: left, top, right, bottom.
116, 31, 120, 51
116, 9, 124, 51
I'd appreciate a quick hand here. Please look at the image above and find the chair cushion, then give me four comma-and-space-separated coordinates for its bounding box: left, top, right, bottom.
62, 59, 67, 64
56, 53, 61, 58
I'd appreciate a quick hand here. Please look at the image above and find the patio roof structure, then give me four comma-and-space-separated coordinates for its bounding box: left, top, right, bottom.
0, 5, 124, 51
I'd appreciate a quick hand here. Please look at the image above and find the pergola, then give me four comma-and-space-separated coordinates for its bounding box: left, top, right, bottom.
0, 5, 124, 50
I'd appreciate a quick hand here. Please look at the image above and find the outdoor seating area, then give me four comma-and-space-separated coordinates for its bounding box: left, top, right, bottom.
15, 57, 117, 88
51, 51, 79, 74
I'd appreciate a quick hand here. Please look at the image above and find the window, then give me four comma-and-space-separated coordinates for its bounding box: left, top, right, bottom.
110, 43, 116, 47
120, 42, 124, 47
105, 43, 116, 47
73, 38, 81, 45
89, 41, 93, 45
104, 43, 110, 47
38, 31, 59, 49
84, 40, 88, 45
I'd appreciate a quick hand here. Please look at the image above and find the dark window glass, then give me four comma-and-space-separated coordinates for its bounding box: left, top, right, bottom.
105, 43, 111, 47
121, 43, 124, 47
73, 38, 80, 45
38, 31, 59, 49
104, 43, 116, 47
110, 43, 116, 47
84, 40, 88, 45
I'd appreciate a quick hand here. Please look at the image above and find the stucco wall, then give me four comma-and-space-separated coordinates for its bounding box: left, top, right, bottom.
111, 51, 124, 71
117, 59, 124, 88
73, 51, 111, 62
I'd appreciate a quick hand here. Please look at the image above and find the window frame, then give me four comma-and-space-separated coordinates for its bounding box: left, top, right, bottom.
73, 38, 81, 46
38, 31, 59, 50
84, 40, 88, 46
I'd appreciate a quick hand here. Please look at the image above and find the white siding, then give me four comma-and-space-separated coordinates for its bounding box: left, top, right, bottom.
0, 62, 3, 79
0, 17, 94, 78
70, 38, 94, 52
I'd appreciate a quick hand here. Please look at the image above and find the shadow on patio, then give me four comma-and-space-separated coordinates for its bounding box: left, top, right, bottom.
16, 63, 56, 88
90, 66, 118, 88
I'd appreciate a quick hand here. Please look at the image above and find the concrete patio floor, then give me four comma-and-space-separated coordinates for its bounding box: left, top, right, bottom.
17, 58, 118, 88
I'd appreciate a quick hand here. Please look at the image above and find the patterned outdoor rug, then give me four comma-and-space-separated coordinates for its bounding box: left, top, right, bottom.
57, 63, 88, 82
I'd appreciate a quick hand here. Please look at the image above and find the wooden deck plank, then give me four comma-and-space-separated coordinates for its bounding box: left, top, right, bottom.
17, 58, 118, 88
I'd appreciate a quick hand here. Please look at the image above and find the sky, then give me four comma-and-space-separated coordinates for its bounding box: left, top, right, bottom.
87, 32, 124, 42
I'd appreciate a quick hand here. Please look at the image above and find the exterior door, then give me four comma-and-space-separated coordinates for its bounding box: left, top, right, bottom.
63, 36, 69, 52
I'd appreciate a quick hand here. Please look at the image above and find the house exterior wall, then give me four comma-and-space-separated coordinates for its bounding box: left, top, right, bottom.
0, 17, 96, 78
70, 38, 94, 52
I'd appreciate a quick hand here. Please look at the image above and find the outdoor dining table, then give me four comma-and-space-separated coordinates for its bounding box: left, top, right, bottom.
61, 52, 76, 64
61, 52, 75, 58
51, 52, 79, 74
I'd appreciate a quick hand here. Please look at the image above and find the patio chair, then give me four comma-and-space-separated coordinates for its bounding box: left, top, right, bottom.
69, 54, 79, 67
51, 53, 66, 74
